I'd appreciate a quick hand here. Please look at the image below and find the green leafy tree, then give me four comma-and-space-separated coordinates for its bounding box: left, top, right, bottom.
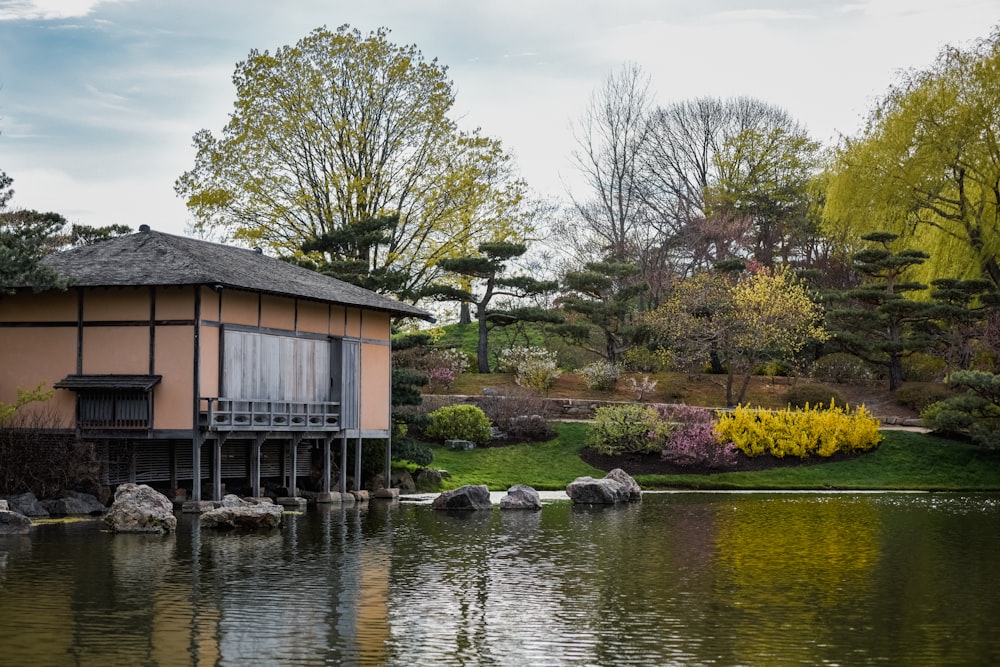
650, 264, 826, 406
825, 233, 937, 391
926, 278, 999, 371
176, 25, 533, 299
0, 183, 65, 294
824, 27, 1000, 288
558, 260, 649, 363
424, 241, 559, 373
922, 370, 1000, 447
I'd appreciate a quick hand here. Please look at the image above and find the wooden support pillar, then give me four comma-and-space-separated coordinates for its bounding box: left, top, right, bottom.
339, 435, 348, 494
192, 434, 203, 502
354, 436, 362, 492
251, 433, 265, 498
212, 437, 222, 501
212, 433, 229, 501
322, 435, 333, 494
384, 431, 392, 489
288, 433, 303, 497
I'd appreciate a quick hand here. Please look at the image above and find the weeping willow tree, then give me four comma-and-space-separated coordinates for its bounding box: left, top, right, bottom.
823, 26, 1000, 289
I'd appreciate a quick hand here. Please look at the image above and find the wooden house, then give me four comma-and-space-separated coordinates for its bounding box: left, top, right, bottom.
0, 227, 430, 502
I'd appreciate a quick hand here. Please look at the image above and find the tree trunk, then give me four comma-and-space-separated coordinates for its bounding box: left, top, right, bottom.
888, 354, 904, 392
459, 302, 472, 325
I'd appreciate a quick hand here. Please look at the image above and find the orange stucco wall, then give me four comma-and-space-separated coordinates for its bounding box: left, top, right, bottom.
153, 325, 195, 429
345, 308, 362, 338
82, 327, 149, 374
361, 310, 390, 342
219, 290, 258, 326
199, 286, 220, 322
84, 287, 150, 321
360, 343, 391, 430
260, 294, 295, 331
329, 306, 346, 337
297, 300, 330, 335
0, 290, 76, 322
156, 286, 195, 321
199, 324, 220, 399
0, 327, 77, 426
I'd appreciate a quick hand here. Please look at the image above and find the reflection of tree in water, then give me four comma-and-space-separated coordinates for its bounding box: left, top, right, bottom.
712, 495, 881, 663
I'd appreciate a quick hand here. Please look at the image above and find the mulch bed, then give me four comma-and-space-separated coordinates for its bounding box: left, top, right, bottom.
579, 447, 870, 477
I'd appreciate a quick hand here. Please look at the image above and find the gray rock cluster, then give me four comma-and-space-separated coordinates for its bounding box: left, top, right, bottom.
499, 484, 542, 510
0, 499, 31, 535
103, 483, 177, 534
566, 468, 642, 505
432, 484, 492, 510
201, 495, 283, 530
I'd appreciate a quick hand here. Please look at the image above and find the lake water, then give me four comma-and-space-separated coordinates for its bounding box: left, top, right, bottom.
2, 491, 999, 666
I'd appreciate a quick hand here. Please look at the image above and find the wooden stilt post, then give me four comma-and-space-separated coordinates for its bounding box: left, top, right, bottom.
354, 436, 362, 492
339, 435, 348, 494
192, 434, 202, 502
251, 433, 265, 498
322, 435, 333, 494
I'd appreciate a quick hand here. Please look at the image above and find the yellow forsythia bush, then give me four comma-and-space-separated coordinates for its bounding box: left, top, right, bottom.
715, 402, 882, 459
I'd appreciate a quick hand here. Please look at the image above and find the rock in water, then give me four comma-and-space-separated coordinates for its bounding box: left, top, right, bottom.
201, 494, 283, 530
431, 484, 492, 510
565, 476, 629, 504
605, 468, 642, 502
499, 484, 542, 510
0, 508, 32, 534
103, 483, 177, 534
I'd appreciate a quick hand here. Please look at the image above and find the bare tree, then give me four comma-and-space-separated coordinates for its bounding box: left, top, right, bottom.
563, 63, 655, 264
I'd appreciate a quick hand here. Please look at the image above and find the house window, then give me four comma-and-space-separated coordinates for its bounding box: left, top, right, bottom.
54, 374, 161, 432
79, 390, 150, 429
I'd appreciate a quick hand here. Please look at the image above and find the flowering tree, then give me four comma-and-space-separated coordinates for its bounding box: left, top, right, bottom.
651, 265, 827, 405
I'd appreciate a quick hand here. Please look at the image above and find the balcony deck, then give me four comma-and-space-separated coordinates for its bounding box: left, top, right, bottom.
200, 398, 340, 432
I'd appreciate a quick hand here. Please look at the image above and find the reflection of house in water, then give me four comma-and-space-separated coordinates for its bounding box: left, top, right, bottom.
0, 228, 429, 500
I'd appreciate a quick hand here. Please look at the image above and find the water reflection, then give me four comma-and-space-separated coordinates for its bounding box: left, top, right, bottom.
1, 493, 999, 666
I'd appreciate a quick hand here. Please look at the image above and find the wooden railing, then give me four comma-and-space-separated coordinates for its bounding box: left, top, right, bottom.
201, 398, 340, 432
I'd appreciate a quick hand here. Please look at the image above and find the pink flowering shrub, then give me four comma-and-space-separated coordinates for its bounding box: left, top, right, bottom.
656, 404, 738, 469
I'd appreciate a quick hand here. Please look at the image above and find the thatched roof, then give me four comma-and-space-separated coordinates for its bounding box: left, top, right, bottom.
41, 229, 430, 319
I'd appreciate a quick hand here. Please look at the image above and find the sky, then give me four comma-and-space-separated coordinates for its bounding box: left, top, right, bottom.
1, 0, 999, 237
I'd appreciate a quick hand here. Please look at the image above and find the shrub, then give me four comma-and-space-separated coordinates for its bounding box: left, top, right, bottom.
392, 438, 434, 467
782, 383, 845, 409
589, 404, 672, 455
627, 374, 658, 400
497, 345, 561, 395
921, 370, 1000, 447
620, 347, 678, 373
754, 359, 793, 378
656, 404, 737, 469
478, 388, 554, 442
809, 353, 875, 384
902, 353, 947, 382
425, 404, 493, 446
716, 403, 882, 459
894, 382, 953, 412
579, 360, 621, 391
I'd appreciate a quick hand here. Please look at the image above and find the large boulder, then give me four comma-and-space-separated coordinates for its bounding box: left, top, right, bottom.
566, 469, 642, 505
41, 491, 107, 516
391, 468, 417, 493
3, 492, 49, 517
103, 483, 177, 534
201, 494, 283, 531
431, 484, 492, 511
0, 507, 32, 534
605, 468, 642, 502
414, 468, 443, 492
499, 484, 542, 510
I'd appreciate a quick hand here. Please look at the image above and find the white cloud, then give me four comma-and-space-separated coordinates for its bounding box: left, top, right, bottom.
0, 0, 129, 21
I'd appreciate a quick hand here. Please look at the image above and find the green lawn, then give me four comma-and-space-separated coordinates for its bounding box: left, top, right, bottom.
427, 422, 1000, 492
